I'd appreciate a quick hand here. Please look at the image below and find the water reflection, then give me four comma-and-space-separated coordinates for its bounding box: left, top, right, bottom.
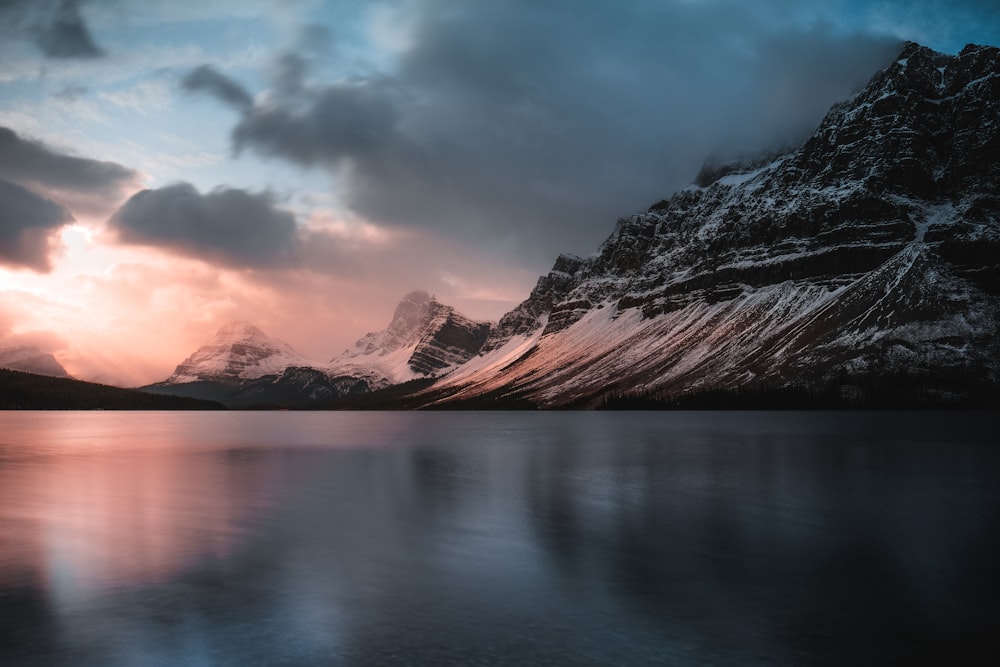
0, 447, 278, 600
0, 411, 997, 666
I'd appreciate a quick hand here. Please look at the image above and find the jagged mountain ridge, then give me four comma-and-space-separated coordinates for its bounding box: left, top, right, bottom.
327, 290, 491, 388
0, 346, 70, 378
162, 321, 312, 384
425, 42, 1000, 407
138, 42, 998, 409
142, 293, 491, 406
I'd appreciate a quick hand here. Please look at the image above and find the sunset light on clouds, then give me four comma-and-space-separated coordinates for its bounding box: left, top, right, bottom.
1, 0, 998, 386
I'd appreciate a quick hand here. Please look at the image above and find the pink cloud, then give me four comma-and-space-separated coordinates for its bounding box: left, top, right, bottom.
1, 220, 532, 386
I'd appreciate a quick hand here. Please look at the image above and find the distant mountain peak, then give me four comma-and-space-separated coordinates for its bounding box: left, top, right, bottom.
329, 291, 491, 385
0, 345, 70, 379
383, 290, 436, 342
214, 320, 268, 338
163, 321, 310, 385
401, 290, 432, 303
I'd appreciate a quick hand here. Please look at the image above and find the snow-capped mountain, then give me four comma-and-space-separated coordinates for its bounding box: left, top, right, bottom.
143, 320, 348, 406
0, 346, 70, 378
136, 42, 998, 409
328, 290, 492, 388
425, 42, 1000, 407
161, 321, 313, 385
141, 294, 490, 407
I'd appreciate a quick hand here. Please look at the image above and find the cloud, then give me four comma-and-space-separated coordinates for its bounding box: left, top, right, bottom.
0, 321, 67, 356
298, 23, 333, 55
106, 179, 535, 297
0, 228, 530, 385
0, 0, 103, 59
192, 0, 904, 265
0, 178, 74, 272
108, 182, 299, 268
99, 77, 172, 111
54, 84, 88, 101
181, 65, 253, 110
34, 0, 103, 58
0, 126, 141, 217
269, 52, 308, 95
232, 77, 402, 166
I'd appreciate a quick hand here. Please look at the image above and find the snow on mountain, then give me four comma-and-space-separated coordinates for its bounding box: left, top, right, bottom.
137, 42, 997, 409
163, 321, 314, 385
328, 290, 491, 387
0, 346, 70, 378
143, 294, 489, 407
427, 42, 1000, 407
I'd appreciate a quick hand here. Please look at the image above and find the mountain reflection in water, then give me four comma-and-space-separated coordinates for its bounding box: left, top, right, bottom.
0, 411, 997, 666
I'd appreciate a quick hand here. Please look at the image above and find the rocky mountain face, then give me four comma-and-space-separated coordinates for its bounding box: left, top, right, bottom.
428, 42, 1000, 407
328, 290, 491, 387
0, 346, 70, 378
161, 321, 310, 385
135, 43, 998, 409
142, 320, 352, 407
142, 293, 490, 407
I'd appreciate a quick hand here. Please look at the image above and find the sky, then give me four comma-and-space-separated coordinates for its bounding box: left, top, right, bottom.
1, 0, 998, 386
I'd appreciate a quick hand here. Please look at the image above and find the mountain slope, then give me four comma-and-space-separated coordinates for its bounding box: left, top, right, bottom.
141, 320, 341, 407
141, 294, 490, 407
427, 42, 1000, 408
327, 290, 492, 388
160, 321, 312, 385
0, 346, 70, 378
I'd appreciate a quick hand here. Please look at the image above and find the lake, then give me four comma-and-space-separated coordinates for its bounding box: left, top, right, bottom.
0, 411, 997, 666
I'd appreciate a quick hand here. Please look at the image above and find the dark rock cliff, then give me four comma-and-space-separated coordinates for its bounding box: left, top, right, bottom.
432, 42, 1000, 407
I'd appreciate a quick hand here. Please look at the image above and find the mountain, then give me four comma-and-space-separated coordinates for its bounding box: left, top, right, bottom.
0, 369, 223, 410
0, 346, 70, 378
159, 321, 311, 385
133, 42, 999, 410
142, 320, 349, 407
141, 294, 490, 408
327, 290, 492, 389
420, 42, 1000, 408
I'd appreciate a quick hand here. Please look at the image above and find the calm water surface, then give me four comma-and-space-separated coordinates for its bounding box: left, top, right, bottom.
0, 411, 997, 666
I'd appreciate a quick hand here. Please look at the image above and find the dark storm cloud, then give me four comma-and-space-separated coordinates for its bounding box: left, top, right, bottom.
270, 53, 308, 95
34, 0, 103, 58
109, 183, 299, 268
201, 0, 909, 262
0, 178, 74, 272
232, 77, 402, 166
0, 0, 103, 58
0, 126, 136, 193
181, 65, 254, 110
0, 126, 140, 217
